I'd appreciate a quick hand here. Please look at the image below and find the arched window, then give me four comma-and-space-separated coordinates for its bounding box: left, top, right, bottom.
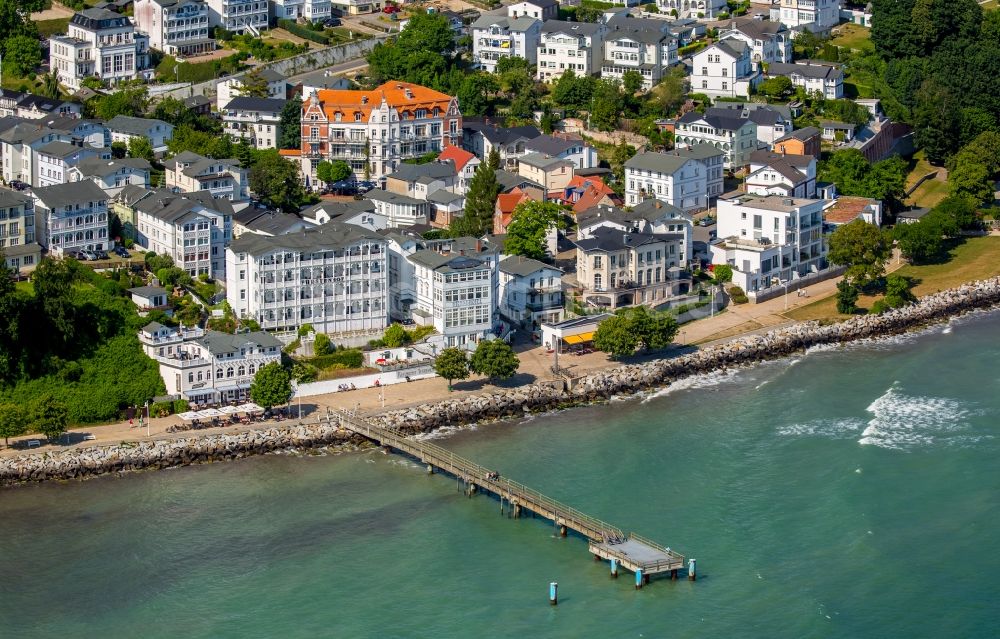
216, 368, 223, 379
227, 367, 235, 378
238, 365, 245, 377
248, 364, 255, 375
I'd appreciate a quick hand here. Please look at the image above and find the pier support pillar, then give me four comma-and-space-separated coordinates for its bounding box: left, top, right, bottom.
688, 558, 696, 581
559, 525, 567, 537
426, 464, 433, 474
513, 504, 521, 519
611, 558, 618, 578
549, 582, 558, 606
671, 569, 678, 581
467, 482, 477, 497
594, 553, 600, 561
635, 569, 644, 590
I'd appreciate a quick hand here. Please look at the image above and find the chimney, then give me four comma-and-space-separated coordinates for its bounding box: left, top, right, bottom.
459, 249, 466, 256
476, 239, 482, 251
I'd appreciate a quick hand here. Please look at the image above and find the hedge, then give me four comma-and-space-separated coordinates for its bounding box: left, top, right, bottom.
278, 19, 331, 45
679, 41, 708, 56
308, 349, 364, 370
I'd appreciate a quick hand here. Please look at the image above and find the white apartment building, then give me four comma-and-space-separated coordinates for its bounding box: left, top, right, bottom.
205, 0, 269, 34
471, 15, 541, 73
366, 189, 430, 228
770, 0, 841, 32
301, 82, 463, 186
674, 110, 759, 170
656, 0, 727, 20
0, 123, 73, 186
537, 21, 604, 82
106, 116, 175, 154
36, 142, 110, 187
49, 8, 151, 91
69, 157, 152, 197
0, 189, 41, 273
37, 116, 109, 149
579, 199, 694, 268
711, 194, 827, 295
225, 223, 388, 334
718, 18, 792, 70
131, 188, 233, 278
134, 0, 214, 56
624, 150, 711, 211
705, 104, 792, 147
138, 323, 283, 406
689, 40, 760, 100
216, 69, 287, 110
508, 0, 558, 21
165, 151, 249, 201
32, 180, 110, 253
498, 255, 564, 328
222, 97, 286, 149
407, 245, 498, 347
601, 16, 678, 90
273, 0, 331, 21
767, 61, 844, 99
745, 150, 817, 199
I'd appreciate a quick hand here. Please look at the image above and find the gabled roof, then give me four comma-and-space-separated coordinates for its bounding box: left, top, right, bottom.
427, 189, 464, 205
366, 189, 425, 206
75, 156, 151, 176
132, 188, 232, 224
463, 119, 541, 145
128, 285, 167, 298
496, 189, 530, 215
229, 221, 385, 255
575, 226, 682, 252
300, 199, 375, 222
775, 126, 821, 143
311, 81, 455, 123
37, 140, 89, 159
678, 110, 755, 132
708, 39, 748, 59
720, 16, 787, 40
106, 115, 171, 136
16, 94, 74, 113
223, 97, 287, 112
471, 15, 539, 31
768, 61, 843, 81
500, 255, 560, 277
519, 151, 573, 171
625, 151, 693, 174
196, 330, 282, 356
437, 145, 477, 172
524, 134, 580, 157
541, 19, 602, 36
515, 0, 557, 7
0, 189, 31, 208
408, 249, 488, 273
496, 169, 544, 192
387, 161, 456, 183
33, 179, 108, 208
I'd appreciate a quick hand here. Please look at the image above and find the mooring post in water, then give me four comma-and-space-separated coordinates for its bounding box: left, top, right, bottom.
559, 524, 567, 537
549, 582, 558, 606
426, 464, 433, 474
513, 503, 521, 519
611, 558, 618, 578
688, 558, 696, 581
671, 568, 678, 580
635, 569, 644, 590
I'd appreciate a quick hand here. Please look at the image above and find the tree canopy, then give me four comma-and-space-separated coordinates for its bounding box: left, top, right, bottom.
249, 150, 306, 212
250, 362, 292, 409
452, 159, 500, 238
433, 347, 469, 389
469, 340, 519, 383
504, 201, 565, 260
593, 307, 679, 358
818, 149, 908, 210
827, 220, 892, 285
279, 98, 303, 150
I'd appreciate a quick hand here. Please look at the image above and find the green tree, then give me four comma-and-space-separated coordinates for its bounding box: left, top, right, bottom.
383, 323, 408, 348
947, 157, 993, 203
457, 73, 499, 117
250, 362, 292, 409
316, 160, 350, 185
593, 314, 639, 358
551, 69, 595, 111
712, 263, 733, 285
883, 274, 916, 308
504, 201, 565, 260
487, 147, 500, 172
314, 332, 333, 355
590, 79, 625, 131
933, 195, 979, 230
93, 85, 149, 120
249, 150, 306, 213
453, 158, 500, 237
758, 76, 793, 99
4, 35, 41, 77
0, 403, 26, 447
236, 69, 270, 98
127, 136, 154, 162
31, 258, 77, 345
39, 72, 61, 100
622, 70, 645, 95
278, 97, 302, 149
30, 394, 69, 444
648, 66, 688, 116
827, 220, 892, 285
433, 347, 469, 390
469, 339, 519, 383
894, 217, 945, 264
316, 160, 335, 185
609, 140, 636, 190
835, 280, 860, 314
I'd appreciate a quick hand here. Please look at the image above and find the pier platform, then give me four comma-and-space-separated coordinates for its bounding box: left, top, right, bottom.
331, 409, 691, 585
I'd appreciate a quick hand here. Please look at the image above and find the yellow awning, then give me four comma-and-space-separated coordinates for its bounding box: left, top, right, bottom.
563, 332, 595, 345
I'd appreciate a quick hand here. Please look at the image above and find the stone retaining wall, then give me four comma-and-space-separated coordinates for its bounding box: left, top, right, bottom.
3, 277, 999, 486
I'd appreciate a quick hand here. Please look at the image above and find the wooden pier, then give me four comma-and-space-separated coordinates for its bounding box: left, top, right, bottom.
333, 410, 691, 585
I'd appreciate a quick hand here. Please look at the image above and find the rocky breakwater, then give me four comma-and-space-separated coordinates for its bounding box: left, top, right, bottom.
380, 277, 1000, 429
0, 422, 364, 486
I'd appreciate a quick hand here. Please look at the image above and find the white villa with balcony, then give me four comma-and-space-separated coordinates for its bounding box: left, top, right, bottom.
134, 0, 214, 56
206, 0, 268, 35
225, 223, 389, 335
537, 21, 604, 82
165, 151, 250, 202
601, 16, 679, 91
710, 194, 828, 296
49, 8, 151, 91
499, 255, 564, 329
770, 0, 841, 32
222, 97, 286, 149
656, 0, 727, 20
32, 179, 110, 254
471, 14, 541, 73
138, 323, 283, 406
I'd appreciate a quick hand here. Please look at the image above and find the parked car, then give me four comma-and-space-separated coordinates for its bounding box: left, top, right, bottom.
383, 3, 400, 13
93, 249, 109, 260
324, 17, 341, 26
399, 318, 415, 326
9, 179, 28, 191
114, 246, 131, 258
65, 249, 84, 260
79, 249, 98, 260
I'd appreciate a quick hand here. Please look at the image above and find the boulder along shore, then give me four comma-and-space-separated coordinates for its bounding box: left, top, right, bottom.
4, 276, 1000, 486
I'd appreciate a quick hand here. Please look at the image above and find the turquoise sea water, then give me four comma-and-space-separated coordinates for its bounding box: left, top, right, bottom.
2, 313, 1000, 638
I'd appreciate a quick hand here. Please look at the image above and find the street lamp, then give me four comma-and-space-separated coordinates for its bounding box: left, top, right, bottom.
772, 276, 789, 310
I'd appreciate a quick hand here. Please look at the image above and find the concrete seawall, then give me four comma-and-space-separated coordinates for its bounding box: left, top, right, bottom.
3, 276, 1000, 486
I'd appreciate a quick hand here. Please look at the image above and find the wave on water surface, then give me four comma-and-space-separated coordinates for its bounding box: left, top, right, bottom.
858, 383, 973, 450
641, 368, 741, 403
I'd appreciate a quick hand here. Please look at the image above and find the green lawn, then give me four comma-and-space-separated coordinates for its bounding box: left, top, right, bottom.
785, 236, 1000, 322
156, 53, 246, 83
37, 18, 70, 38
15, 280, 34, 295
904, 150, 951, 209
830, 24, 874, 51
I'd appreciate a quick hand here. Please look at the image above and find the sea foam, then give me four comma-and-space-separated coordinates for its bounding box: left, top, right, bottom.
857, 383, 971, 450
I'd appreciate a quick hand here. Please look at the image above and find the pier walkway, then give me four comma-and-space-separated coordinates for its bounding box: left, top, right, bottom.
332, 410, 691, 584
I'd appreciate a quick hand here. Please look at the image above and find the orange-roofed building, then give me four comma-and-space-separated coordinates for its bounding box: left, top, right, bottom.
823, 196, 883, 227
300, 81, 462, 188
437, 145, 480, 192
493, 188, 531, 235
551, 175, 621, 215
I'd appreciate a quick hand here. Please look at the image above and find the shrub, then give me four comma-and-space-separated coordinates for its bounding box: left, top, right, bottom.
309, 349, 364, 370
151, 401, 173, 417
297, 323, 314, 337
172, 399, 189, 414
278, 19, 330, 44
869, 299, 891, 315
314, 333, 333, 356
727, 286, 749, 304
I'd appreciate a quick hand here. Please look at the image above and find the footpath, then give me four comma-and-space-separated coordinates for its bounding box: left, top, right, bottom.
0, 261, 895, 457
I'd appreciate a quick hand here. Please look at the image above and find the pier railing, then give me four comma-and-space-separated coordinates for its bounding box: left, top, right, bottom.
334, 410, 625, 542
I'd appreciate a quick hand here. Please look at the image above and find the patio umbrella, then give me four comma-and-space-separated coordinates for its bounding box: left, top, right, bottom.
218, 405, 242, 415
198, 408, 223, 418
177, 411, 200, 421
240, 402, 263, 413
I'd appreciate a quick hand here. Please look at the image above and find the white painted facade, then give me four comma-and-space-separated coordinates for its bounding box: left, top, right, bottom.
205, 0, 269, 34
471, 15, 541, 73
624, 152, 709, 211
49, 8, 151, 91
770, 0, 841, 31
536, 21, 604, 82
32, 180, 110, 252
133, 0, 214, 56
656, 0, 727, 20
689, 40, 760, 99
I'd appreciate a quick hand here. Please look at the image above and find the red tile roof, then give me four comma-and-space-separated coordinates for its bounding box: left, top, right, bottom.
437, 145, 476, 172
825, 196, 876, 224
